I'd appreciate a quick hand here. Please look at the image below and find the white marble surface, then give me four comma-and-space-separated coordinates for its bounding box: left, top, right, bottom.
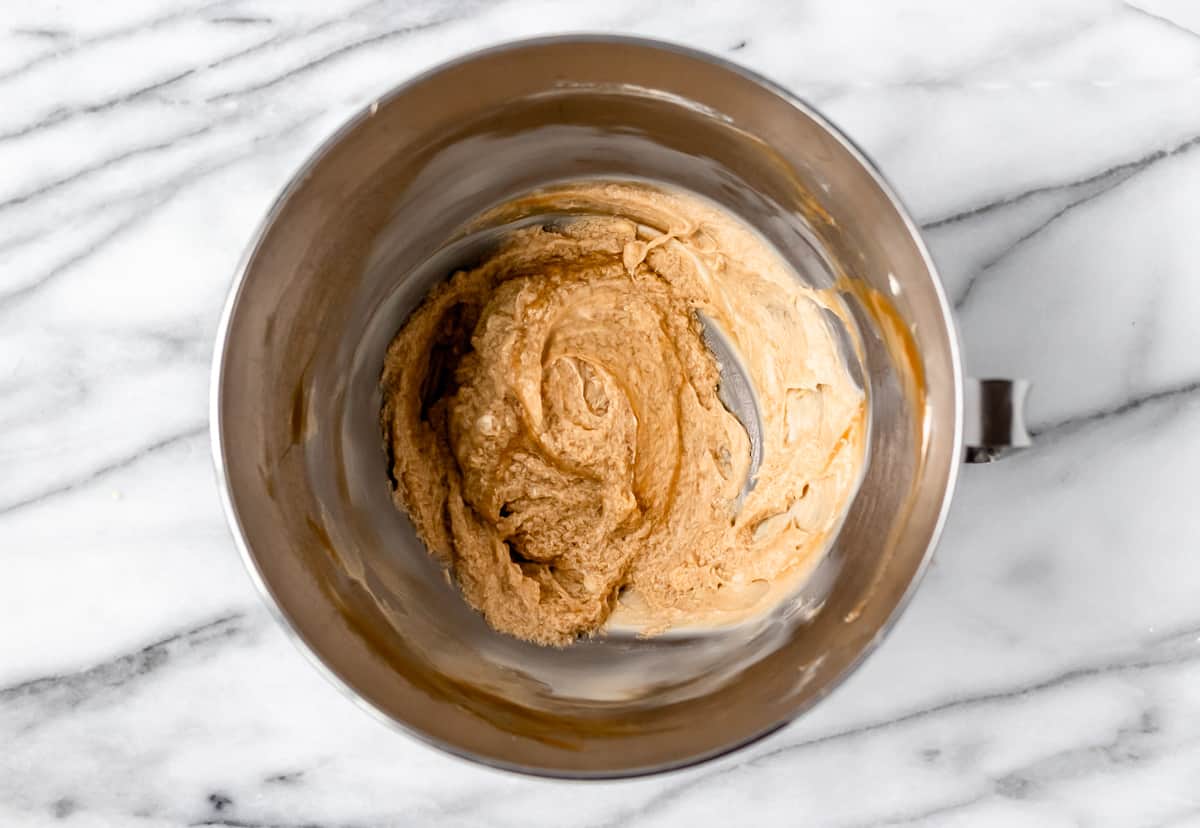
4, 0, 1200, 824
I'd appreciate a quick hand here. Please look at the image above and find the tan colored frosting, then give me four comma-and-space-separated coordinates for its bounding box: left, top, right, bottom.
381, 181, 866, 646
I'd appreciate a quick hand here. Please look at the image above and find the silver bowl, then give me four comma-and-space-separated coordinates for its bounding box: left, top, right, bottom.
211, 35, 1026, 778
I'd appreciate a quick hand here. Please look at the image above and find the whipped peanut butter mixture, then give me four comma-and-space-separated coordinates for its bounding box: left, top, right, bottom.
381, 181, 866, 646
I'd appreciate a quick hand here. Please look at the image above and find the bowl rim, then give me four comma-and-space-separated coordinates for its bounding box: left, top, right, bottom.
209, 32, 965, 780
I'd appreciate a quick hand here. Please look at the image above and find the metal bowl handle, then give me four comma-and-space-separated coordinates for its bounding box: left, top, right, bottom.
963, 378, 1032, 463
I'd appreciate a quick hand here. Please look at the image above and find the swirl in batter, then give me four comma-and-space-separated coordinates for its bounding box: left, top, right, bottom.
381, 181, 866, 646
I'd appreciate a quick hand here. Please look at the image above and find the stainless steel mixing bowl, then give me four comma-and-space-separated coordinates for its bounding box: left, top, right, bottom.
211, 36, 1028, 778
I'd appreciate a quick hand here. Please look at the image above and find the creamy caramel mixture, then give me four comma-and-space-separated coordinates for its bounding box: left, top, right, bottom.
381, 181, 866, 646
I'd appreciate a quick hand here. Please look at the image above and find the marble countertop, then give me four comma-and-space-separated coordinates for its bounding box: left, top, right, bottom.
5, 0, 1200, 824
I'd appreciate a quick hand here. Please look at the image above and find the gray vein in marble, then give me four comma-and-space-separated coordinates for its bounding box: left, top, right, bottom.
0, 423, 206, 518
1124, 1, 1200, 42
0, 68, 198, 142
9, 27, 72, 42
168, 0, 398, 102
795, 9, 1111, 102
992, 707, 1165, 792
56, 0, 451, 116
951, 130, 1200, 309
938, 9, 1109, 84
204, 3, 478, 104
0, 612, 246, 727
0, 112, 316, 310
846, 792, 991, 828
0, 194, 172, 306
924, 129, 1200, 234
862, 707, 1182, 828
0, 0, 232, 84
114, 324, 215, 357
1029, 377, 1200, 442
0, 374, 88, 432
1, 214, 100, 265
589, 634, 1200, 828
0, 132, 261, 259
754, 645, 1198, 764
0, 115, 238, 212
208, 16, 276, 27
189, 817, 367, 828
1147, 619, 1200, 648
949, 169, 1133, 309
262, 770, 306, 786
0, 0, 383, 144
583, 759, 742, 828
0, 4, 452, 252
